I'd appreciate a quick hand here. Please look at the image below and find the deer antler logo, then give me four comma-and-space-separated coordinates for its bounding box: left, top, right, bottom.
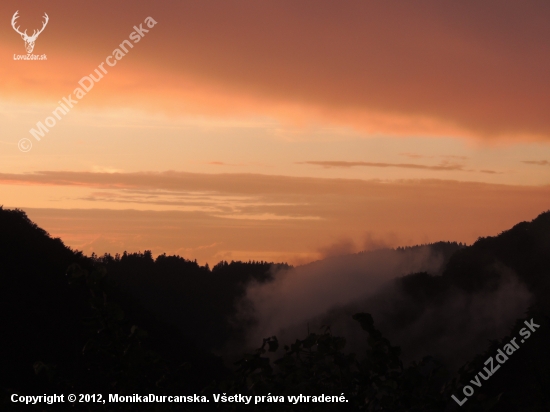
11, 11, 49, 54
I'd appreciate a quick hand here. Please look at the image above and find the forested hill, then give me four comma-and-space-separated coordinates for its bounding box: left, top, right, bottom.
443, 210, 550, 295
1, 207, 90, 394
94, 252, 290, 350
0, 207, 284, 410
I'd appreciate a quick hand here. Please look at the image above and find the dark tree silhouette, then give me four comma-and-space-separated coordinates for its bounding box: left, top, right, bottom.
2, 206, 550, 411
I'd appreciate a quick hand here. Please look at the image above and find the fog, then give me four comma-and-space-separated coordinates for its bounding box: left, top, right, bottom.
241, 245, 443, 345
239, 244, 532, 370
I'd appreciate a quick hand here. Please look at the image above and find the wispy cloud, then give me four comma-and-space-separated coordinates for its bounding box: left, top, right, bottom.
441, 155, 469, 160
7, 170, 549, 264
400, 153, 469, 161
207, 161, 268, 167
522, 160, 550, 166
77, 189, 313, 220
298, 160, 465, 171
479, 169, 502, 174
400, 153, 434, 159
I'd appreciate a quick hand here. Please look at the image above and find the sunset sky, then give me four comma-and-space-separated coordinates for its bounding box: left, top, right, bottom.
1, 1, 549, 264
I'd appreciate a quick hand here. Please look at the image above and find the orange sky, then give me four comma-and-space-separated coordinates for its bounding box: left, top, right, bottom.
1, 1, 549, 264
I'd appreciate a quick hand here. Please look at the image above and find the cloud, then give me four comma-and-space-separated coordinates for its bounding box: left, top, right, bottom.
207, 161, 260, 167
479, 169, 502, 174
362, 232, 399, 251
400, 153, 435, 159
317, 232, 399, 259
317, 238, 356, 259
522, 160, 550, 166
1, 169, 547, 198
298, 160, 465, 171
3, 171, 550, 265
1, 1, 549, 140
441, 155, 469, 160
400, 153, 470, 161
299, 160, 502, 174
